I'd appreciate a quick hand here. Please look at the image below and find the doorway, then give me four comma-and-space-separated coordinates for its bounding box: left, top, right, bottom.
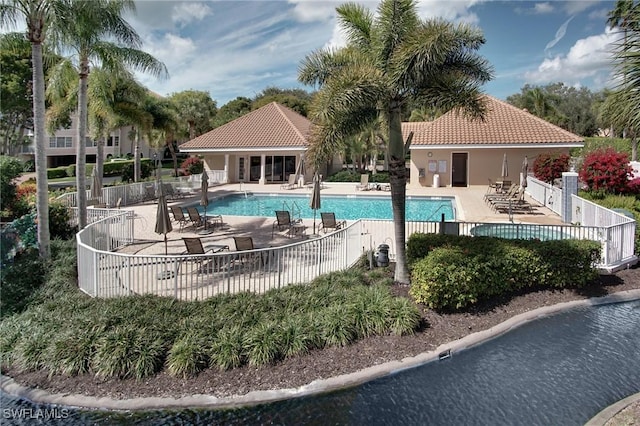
451, 153, 468, 187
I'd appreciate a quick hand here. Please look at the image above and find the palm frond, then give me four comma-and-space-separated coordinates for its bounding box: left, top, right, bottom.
335, 2, 374, 49
372, 0, 419, 67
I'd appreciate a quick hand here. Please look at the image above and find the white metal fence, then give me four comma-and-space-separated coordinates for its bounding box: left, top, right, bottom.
77, 214, 362, 300
526, 176, 563, 215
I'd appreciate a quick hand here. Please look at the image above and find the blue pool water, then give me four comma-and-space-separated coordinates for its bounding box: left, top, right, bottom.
470, 223, 570, 241
199, 194, 455, 221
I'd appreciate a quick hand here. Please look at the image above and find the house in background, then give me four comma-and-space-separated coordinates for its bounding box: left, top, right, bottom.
18, 114, 156, 168
406, 96, 584, 188
180, 102, 321, 185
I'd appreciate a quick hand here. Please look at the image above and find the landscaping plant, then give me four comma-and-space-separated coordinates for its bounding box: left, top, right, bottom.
578, 147, 633, 194
532, 152, 570, 184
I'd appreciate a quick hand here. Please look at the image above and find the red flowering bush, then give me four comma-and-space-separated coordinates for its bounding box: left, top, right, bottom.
626, 177, 640, 194
532, 152, 570, 184
579, 148, 632, 194
180, 157, 203, 176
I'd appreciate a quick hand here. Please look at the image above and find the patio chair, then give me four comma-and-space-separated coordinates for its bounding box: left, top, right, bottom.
281, 174, 297, 190
232, 236, 264, 274
186, 206, 223, 230
319, 212, 347, 233
356, 174, 370, 191
272, 210, 302, 237
182, 237, 230, 273
484, 183, 518, 205
170, 206, 189, 231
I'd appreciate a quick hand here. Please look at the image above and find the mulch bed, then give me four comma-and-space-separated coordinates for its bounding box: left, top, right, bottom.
3, 266, 640, 401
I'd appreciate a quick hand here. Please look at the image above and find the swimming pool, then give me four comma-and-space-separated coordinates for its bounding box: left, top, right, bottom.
470, 223, 570, 241
199, 194, 455, 221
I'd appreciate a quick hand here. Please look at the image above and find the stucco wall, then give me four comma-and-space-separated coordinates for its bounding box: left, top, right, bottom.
409, 147, 573, 187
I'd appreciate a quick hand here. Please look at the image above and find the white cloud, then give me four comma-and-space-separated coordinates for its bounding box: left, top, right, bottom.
172, 2, 213, 27
415, 0, 481, 24
533, 2, 554, 14
561, 0, 599, 15
288, 0, 339, 23
545, 15, 574, 51
525, 28, 619, 85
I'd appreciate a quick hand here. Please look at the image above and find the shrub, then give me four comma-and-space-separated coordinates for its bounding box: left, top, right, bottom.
180, 157, 203, 176
0, 156, 25, 215
326, 170, 362, 182
167, 333, 208, 378
579, 148, 632, 194
532, 152, 570, 184
408, 235, 601, 310
120, 159, 153, 182
627, 178, 640, 195
47, 167, 68, 179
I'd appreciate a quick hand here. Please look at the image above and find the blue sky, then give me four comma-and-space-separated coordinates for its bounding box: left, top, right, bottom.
127, 0, 620, 106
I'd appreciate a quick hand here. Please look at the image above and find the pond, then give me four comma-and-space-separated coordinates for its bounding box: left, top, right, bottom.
2, 300, 639, 425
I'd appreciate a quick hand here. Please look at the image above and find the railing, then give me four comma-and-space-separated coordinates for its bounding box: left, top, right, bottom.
571, 195, 636, 268
526, 176, 562, 215
186, 170, 226, 186
359, 219, 632, 272
57, 179, 189, 208
76, 217, 362, 300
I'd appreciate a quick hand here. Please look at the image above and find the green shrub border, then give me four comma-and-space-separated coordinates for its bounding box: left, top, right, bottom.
407, 233, 601, 310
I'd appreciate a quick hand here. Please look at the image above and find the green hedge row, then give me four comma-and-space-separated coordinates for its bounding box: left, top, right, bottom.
46, 159, 153, 179
326, 170, 390, 183
407, 233, 601, 311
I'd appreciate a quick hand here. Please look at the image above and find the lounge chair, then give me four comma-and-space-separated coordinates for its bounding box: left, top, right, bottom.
232, 236, 264, 274
319, 212, 347, 233
170, 206, 189, 231
356, 174, 370, 191
272, 210, 302, 237
485, 183, 518, 205
281, 174, 297, 190
186, 206, 222, 229
182, 237, 229, 273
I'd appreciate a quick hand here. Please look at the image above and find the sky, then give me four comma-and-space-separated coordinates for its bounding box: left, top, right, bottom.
125, 0, 621, 107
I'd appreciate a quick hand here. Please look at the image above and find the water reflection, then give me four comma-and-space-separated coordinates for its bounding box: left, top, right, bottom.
2, 301, 639, 425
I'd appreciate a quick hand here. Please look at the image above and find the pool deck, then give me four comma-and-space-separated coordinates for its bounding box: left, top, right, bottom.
118, 181, 563, 256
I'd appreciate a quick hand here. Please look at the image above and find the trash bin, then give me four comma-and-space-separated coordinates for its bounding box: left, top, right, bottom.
433, 174, 440, 188
375, 244, 390, 267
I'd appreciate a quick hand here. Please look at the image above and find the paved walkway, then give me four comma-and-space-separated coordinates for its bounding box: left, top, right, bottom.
118, 181, 562, 256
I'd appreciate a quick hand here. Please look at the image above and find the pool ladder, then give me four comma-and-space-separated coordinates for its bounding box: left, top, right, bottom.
282, 200, 302, 221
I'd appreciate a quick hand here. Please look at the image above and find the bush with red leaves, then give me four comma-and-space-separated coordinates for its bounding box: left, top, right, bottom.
532, 152, 570, 184
578, 148, 633, 194
179, 157, 203, 176
626, 177, 640, 194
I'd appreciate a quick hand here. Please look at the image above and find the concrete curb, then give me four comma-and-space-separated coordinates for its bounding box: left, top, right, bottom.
2, 289, 639, 412
585, 392, 640, 426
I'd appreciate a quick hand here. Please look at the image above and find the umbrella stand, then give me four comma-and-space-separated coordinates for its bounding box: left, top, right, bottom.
313, 210, 317, 235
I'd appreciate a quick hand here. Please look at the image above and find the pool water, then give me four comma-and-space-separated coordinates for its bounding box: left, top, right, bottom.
470, 223, 570, 241
200, 194, 455, 221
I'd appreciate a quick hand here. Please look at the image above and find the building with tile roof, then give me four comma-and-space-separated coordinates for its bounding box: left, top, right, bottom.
407, 96, 584, 187
179, 97, 584, 188
179, 102, 313, 185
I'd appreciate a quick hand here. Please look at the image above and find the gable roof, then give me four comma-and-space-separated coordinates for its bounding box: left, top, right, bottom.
180, 102, 311, 151
409, 95, 583, 148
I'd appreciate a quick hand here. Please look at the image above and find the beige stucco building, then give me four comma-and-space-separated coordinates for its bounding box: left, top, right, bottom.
406, 96, 584, 188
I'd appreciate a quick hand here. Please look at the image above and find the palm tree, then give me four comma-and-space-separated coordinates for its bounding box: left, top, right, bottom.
0, 0, 65, 258
139, 95, 180, 176
298, 0, 492, 284
605, 1, 639, 160
49, 0, 167, 229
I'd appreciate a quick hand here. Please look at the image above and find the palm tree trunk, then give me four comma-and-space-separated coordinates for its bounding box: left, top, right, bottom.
167, 140, 178, 177
32, 42, 50, 258
76, 62, 89, 229
388, 107, 409, 285
96, 137, 105, 188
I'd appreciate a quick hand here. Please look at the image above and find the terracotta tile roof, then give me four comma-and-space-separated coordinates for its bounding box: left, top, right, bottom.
180, 102, 311, 151
409, 96, 584, 147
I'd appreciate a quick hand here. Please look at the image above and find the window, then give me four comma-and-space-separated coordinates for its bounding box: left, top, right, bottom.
49, 137, 72, 148
85, 137, 94, 147
113, 136, 119, 147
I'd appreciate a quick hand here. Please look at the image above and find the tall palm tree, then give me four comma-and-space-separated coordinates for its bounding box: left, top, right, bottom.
0, 0, 66, 258
49, 0, 167, 229
606, 0, 640, 160
298, 0, 492, 284
139, 95, 180, 176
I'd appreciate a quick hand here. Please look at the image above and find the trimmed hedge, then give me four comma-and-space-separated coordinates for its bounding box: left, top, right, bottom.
408, 233, 601, 310
47, 167, 68, 179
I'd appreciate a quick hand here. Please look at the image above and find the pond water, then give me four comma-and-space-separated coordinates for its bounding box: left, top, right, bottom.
2, 300, 639, 425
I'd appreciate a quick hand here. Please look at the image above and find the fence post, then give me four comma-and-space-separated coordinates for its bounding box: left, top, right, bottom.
561, 172, 578, 223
